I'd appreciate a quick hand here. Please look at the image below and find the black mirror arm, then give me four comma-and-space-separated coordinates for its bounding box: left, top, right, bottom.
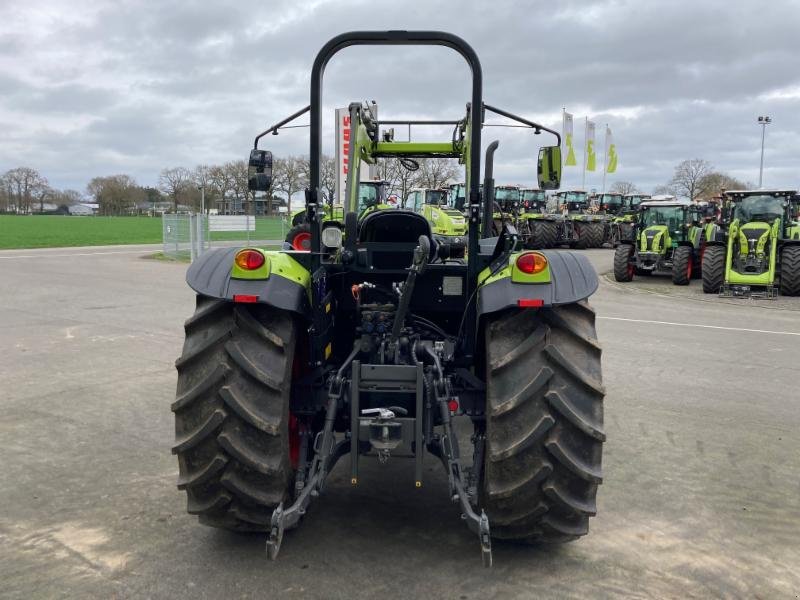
483, 104, 561, 146
254, 105, 311, 149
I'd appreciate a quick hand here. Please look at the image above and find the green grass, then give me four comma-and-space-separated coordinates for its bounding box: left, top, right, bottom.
0, 215, 289, 249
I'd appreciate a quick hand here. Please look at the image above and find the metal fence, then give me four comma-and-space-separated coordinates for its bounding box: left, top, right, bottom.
162, 214, 289, 261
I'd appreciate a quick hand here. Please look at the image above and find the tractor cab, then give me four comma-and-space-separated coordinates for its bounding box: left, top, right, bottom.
638, 198, 702, 252
555, 190, 589, 214
597, 193, 623, 214
521, 188, 547, 213
358, 180, 392, 216
447, 182, 466, 211
493, 185, 521, 213
622, 193, 650, 213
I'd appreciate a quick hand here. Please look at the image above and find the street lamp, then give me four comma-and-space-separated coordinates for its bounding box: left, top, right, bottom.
757, 115, 771, 188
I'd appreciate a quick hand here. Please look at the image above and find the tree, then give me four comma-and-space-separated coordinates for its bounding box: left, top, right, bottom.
609, 181, 639, 195
652, 183, 677, 196
696, 171, 748, 199
87, 175, 144, 215
414, 158, 459, 189
158, 167, 192, 211
669, 159, 713, 201
273, 156, 308, 213
2, 167, 48, 213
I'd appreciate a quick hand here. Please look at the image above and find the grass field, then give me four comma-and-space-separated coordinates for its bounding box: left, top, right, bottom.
0, 215, 287, 249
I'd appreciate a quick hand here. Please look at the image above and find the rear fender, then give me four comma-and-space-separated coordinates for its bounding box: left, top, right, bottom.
477, 250, 598, 315
185, 247, 311, 315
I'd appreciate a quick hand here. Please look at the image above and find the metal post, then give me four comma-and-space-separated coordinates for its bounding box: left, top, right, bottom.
189, 214, 197, 262
757, 116, 771, 188
581, 117, 587, 191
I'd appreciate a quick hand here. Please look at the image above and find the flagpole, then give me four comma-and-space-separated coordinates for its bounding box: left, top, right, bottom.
601, 124, 608, 194
581, 117, 587, 190
562, 107, 566, 188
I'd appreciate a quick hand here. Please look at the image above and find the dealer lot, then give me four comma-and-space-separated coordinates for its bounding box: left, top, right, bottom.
1, 246, 798, 599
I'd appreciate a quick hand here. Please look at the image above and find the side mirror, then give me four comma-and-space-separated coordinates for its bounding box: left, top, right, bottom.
248, 149, 273, 192
537, 146, 562, 190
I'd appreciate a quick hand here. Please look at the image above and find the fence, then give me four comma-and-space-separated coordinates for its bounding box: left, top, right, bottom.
162, 214, 289, 260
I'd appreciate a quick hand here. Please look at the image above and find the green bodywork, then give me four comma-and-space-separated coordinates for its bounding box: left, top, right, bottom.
231, 250, 311, 288
408, 189, 467, 237
478, 251, 552, 285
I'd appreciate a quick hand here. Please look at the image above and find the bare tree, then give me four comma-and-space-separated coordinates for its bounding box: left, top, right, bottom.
273, 156, 308, 213
669, 159, 713, 201
158, 167, 192, 211
414, 158, 459, 189
609, 181, 639, 195
193, 165, 213, 214
320, 155, 336, 203
2, 167, 48, 213
652, 183, 677, 196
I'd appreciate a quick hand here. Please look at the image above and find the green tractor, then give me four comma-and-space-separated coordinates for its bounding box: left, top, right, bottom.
610, 193, 650, 245
553, 190, 605, 248
613, 197, 705, 285
173, 31, 604, 567
594, 193, 623, 246
701, 189, 800, 297
286, 180, 391, 250
406, 187, 468, 257
490, 185, 521, 235
520, 187, 560, 249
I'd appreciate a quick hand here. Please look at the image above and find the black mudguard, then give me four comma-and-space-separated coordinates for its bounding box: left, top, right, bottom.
185, 247, 310, 315
477, 250, 598, 315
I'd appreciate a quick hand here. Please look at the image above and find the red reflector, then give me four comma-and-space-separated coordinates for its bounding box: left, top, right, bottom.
517, 298, 544, 308
233, 294, 259, 303
448, 399, 459, 413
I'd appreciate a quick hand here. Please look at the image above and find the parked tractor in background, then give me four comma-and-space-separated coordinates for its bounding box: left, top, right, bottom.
701, 189, 800, 297
406, 187, 468, 258
491, 185, 521, 236
614, 197, 705, 285
172, 31, 604, 567
286, 180, 391, 250
520, 188, 560, 249
553, 190, 605, 249
594, 193, 623, 246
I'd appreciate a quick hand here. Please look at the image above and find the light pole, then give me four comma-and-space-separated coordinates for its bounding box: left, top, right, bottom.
757, 115, 771, 188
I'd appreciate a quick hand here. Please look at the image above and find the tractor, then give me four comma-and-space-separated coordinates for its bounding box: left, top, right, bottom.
611, 193, 650, 245
594, 193, 623, 246
520, 188, 560, 249
406, 187, 468, 258
701, 189, 800, 297
285, 180, 391, 250
613, 197, 704, 285
491, 185, 522, 236
553, 190, 605, 248
173, 31, 604, 567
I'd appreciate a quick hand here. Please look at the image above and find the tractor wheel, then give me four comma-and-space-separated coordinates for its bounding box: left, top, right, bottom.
481, 302, 604, 543
285, 223, 312, 251
528, 220, 557, 249
613, 244, 634, 282
671, 246, 693, 285
173, 295, 297, 531
779, 245, 800, 296
702, 245, 726, 294
576, 223, 604, 249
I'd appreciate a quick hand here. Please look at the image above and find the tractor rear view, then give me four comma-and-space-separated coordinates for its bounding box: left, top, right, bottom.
554, 190, 605, 248
520, 188, 560, 249
614, 197, 704, 285
172, 31, 604, 567
701, 189, 800, 297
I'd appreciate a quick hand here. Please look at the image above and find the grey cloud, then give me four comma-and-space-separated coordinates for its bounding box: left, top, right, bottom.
0, 0, 798, 193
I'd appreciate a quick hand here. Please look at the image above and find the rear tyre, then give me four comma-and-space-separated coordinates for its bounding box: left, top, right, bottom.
481, 303, 605, 543
285, 223, 312, 251
779, 245, 800, 296
671, 246, 693, 285
576, 223, 604, 249
702, 245, 726, 294
613, 244, 634, 282
173, 295, 297, 531
528, 220, 557, 249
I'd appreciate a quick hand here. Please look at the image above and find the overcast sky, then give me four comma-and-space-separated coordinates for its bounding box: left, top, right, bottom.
1, 0, 798, 196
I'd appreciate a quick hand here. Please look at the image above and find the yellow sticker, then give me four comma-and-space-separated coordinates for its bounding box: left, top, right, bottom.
325, 343, 332, 359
